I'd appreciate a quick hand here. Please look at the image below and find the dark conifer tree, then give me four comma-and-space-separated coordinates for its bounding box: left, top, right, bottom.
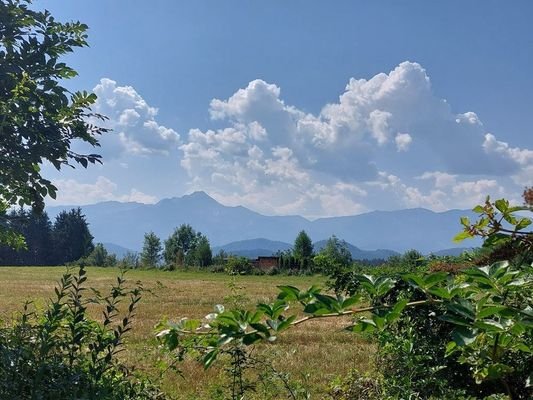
52, 208, 94, 264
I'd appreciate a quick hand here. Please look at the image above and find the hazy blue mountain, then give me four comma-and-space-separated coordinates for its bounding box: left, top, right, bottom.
213, 238, 292, 258
46, 191, 481, 253
101, 242, 136, 259
313, 240, 399, 261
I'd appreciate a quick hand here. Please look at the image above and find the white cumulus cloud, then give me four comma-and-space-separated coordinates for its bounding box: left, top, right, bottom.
90, 78, 180, 158
177, 61, 531, 216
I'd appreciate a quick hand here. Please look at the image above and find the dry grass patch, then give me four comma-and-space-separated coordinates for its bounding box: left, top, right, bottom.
0, 267, 375, 399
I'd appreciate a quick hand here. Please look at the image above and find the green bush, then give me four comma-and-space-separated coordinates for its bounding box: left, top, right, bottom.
225, 256, 254, 275
0, 266, 167, 399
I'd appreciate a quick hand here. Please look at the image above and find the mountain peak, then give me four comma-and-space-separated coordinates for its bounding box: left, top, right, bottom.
183, 191, 216, 202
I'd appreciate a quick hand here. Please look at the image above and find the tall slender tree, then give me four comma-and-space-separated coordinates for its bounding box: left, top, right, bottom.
141, 231, 162, 268
293, 230, 313, 261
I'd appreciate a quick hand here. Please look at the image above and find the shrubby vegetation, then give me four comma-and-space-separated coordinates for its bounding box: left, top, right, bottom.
157, 190, 533, 400
0, 266, 167, 399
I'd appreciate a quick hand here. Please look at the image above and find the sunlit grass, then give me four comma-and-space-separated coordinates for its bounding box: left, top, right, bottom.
0, 267, 374, 399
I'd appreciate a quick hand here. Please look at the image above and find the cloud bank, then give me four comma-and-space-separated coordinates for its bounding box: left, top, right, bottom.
178, 61, 531, 216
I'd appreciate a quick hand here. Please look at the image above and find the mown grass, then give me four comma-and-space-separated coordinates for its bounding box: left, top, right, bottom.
0, 267, 374, 399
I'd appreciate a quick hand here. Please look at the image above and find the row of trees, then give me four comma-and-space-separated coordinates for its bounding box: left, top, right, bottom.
0, 208, 94, 265
278, 231, 354, 274
140, 224, 213, 269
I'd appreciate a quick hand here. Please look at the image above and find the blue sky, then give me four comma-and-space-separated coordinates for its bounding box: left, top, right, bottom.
40, 0, 533, 217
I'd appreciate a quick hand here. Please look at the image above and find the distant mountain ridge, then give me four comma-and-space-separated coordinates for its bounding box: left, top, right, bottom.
46, 191, 481, 254
214, 238, 399, 260
313, 240, 399, 260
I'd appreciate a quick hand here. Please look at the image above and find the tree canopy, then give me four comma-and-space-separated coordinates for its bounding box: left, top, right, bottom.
293, 230, 313, 260
163, 224, 212, 268
141, 232, 162, 268
0, 0, 106, 246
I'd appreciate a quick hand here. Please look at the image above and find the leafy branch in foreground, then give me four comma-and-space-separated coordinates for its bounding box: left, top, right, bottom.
157, 195, 533, 399
1, 0, 109, 247
454, 194, 533, 260
157, 261, 532, 395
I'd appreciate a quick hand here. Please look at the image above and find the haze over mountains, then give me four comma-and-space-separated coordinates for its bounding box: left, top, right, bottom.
46, 191, 480, 256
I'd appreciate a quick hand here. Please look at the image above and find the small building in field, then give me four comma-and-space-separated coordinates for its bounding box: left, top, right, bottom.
250, 256, 279, 271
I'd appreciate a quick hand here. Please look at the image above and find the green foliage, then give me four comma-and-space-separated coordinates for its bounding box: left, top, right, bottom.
0, 208, 53, 264
73, 243, 117, 267
194, 235, 212, 267
0, 0, 107, 246
157, 196, 533, 399
225, 256, 253, 275
293, 230, 314, 270
329, 369, 384, 400
119, 251, 140, 269
313, 235, 352, 275
52, 208, 94, 264
140, 231, 162, 268
163, 224, 212, 268
212, 249, 228, 266
0, 207, 94, 265
0, 266, 167, 399
455, 196, 532, 265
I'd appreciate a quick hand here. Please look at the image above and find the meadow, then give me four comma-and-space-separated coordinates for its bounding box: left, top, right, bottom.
0, 267, 373, 399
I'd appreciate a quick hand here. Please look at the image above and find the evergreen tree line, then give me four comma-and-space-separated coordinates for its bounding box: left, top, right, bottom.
0, 208, 94, 266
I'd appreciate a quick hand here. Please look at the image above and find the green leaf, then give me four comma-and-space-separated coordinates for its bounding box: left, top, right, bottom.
451, 327, 477, 346
277, 315, 296, 332
477, 306, 508, 319
440, 314, 472, 327
445, 341, 457, 355
314, 293, 341, 313
250, 323, 270, 336
423, 272, 449, 288
391, 299, 409, 315
277, 285, 301, 301
341, 294, 360, 309
447, 299, 475, 321
349, 318, 377, 333
474, 320, 505, 332
375, 277, 396, 297
453, 231, 474, 243
242, 332, 263, 345
488, 261, 509, 278
494, 199, 509, 213
516, 217, 532, 230
203, 349, 219, 369
372, 315, 386, 330
483, 233, 509, 248
472, 205, 485, 213
485, 363, 514, 380
303, 302, 330, 315
428, 286, 453, 299
403, 273, 425, 288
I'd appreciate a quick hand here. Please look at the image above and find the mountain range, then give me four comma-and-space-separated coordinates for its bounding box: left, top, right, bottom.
47, 191, 481, 255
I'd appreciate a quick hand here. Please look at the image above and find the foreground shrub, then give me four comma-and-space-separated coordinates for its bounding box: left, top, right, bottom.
0, 266, 167, 400
158, 195, 532, 400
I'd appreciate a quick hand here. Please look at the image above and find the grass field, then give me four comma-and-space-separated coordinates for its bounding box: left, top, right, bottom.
0, 267, 374, 399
